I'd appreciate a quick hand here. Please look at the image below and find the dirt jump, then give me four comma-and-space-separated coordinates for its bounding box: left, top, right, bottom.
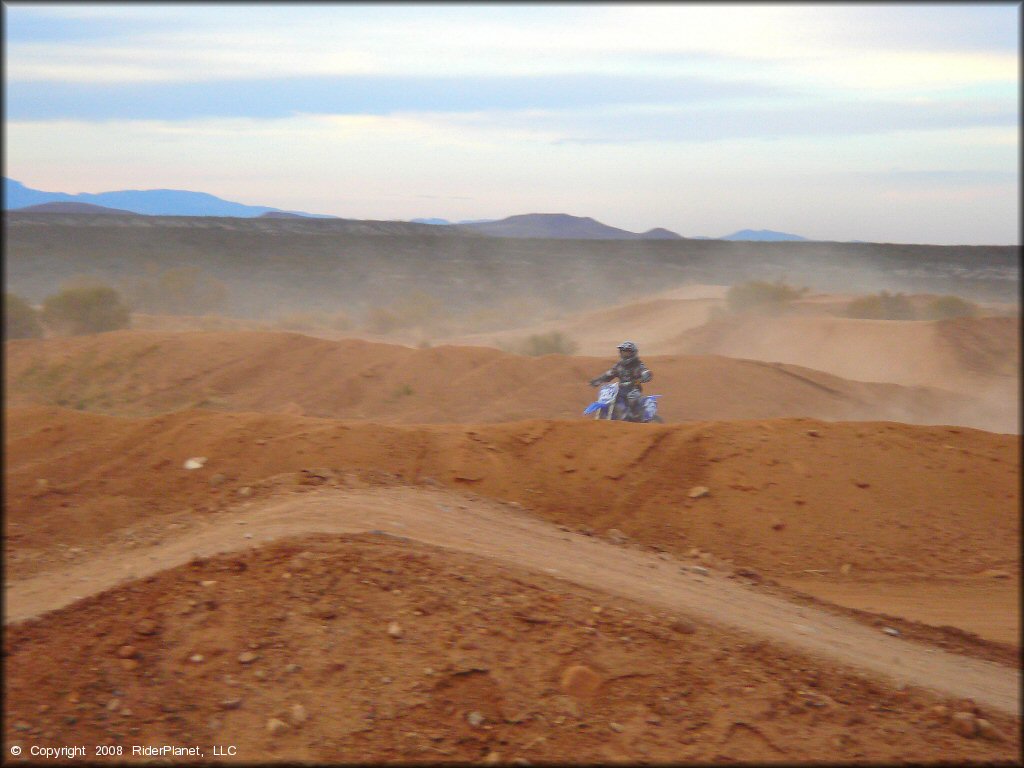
4, 296, 1020, 763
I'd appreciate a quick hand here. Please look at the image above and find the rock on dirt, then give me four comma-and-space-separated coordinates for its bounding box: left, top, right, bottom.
559, 664, 603, 698
134, 619, 159, 636
606, 528, 628, 545
266, 717, 289, 735
671, 618, 697, 635
976, 718, 1005, 742
951, 711, 978, 738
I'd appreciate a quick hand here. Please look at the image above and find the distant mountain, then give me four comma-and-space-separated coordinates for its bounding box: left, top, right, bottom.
3, 178, 336, 218
11, 201, 140, 215
640, 227, 684, 240
456, 213, 683, 240
410, 217, 498, 226
721, 229, 807, 242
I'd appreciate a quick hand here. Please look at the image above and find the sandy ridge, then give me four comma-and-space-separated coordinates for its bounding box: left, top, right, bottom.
7, 485, 1019, 715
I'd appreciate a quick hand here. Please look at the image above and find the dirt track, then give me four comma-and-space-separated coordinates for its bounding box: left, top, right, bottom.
7, 485, 1019, 716
4, 297, 1020, 763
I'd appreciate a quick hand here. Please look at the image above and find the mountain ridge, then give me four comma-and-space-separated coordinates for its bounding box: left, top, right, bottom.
6, 177, 811, 240
11, 201, 140, 216
454, 213, 685, 240
722, 228, 807, 242
3, 177, 336, 219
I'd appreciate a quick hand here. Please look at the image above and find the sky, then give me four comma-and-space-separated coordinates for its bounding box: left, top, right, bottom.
3, 2, 1020, 245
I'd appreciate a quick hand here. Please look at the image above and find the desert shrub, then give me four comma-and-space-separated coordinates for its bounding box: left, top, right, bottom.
122, 266, 227, 315
5, 293, 44, 339
844, 291, 917, 320
514, 331, 579, 356
921, 295, 979, 321
41, 284, 131, 335
726, 280, 807, 314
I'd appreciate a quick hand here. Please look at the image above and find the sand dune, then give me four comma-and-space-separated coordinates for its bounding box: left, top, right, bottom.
670, 314, 1018, 389
5, 329, 1012, 431
440, 295, 722, 356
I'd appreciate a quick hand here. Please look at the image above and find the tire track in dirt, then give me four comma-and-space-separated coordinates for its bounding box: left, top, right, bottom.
6, 486, 1019, 715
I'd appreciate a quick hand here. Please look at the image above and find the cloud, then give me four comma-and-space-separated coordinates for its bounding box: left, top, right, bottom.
417, 99, 1016, 145
4, 73, 779, 121
4, 4, 1017, 246
6, 69, 1014, 148
5, 4, 1018, 91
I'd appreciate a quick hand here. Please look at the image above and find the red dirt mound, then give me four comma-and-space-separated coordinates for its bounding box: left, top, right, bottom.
6, 406, 1017, 643
670, 314, 1018, 392
440, 295, 720, 356
5, 533, 1019, 763
4, 329, 1010, 430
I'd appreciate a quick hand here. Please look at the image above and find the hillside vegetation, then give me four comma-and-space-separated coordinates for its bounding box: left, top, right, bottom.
5, 214, 1018, 323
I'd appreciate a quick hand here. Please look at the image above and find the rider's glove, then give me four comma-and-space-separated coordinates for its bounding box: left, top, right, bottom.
640, 371, 652, 383
589, 378, 601, 387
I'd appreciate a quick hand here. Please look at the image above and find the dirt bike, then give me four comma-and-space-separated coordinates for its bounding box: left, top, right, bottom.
583, 381, 663, 422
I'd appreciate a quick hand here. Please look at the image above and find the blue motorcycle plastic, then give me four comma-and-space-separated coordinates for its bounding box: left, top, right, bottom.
583, 381, 663, 423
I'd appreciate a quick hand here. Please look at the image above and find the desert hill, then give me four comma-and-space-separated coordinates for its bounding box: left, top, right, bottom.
4, 329, 1009, 431
5, 214, 1018, 322
10, 201, 140, 215
665, 314, 1019, 422
670, 314, 1019, 386
456, 213, 683, 240
723, 228, 807, 241
436, 286, 724, 356
2, 177, 335, 218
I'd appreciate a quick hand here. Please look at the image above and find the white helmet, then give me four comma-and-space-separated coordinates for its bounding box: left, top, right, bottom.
617, 341, 638, 360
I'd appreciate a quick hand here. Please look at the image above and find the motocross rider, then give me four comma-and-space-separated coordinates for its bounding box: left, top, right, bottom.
589, 341, 652, 421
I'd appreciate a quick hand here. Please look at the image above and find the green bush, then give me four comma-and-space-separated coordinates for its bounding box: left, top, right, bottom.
725, 280, 807, 314
41, 284, 131, 335
844, 291, 917, 320
921, 295, 979, 321
4, 293, 44, 339
122, 266, 227, 315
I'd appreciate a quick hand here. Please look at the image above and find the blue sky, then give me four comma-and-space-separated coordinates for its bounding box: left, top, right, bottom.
3, 2, 1019, 244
